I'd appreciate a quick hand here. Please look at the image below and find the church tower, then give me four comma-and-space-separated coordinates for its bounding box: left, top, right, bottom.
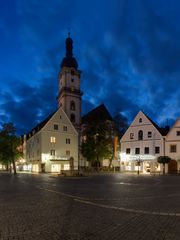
58, 33, 82, 132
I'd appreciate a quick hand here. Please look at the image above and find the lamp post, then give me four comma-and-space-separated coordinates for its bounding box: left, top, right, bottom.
137, 156, 141, 175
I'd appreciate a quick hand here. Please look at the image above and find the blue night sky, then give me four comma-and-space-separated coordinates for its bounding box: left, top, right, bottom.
0, 0, 180, 135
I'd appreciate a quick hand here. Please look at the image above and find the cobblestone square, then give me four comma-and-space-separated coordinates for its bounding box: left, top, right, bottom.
1, 173, 180, 239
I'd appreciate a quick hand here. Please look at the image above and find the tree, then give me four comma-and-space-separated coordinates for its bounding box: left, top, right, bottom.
113, 112, 128, 138
0, 123, 22, 174
81, 120, 113, 170
157, 156, 171, 175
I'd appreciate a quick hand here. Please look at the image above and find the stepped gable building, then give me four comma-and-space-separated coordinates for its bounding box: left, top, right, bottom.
120, 111, 169, 173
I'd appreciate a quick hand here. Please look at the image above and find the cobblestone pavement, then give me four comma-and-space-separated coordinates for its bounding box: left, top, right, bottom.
1, 173, 180, 239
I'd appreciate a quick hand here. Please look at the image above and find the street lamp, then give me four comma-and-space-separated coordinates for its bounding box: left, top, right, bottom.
137, 156, 141, 175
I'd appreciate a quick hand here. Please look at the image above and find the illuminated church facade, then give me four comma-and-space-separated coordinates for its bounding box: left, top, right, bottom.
23, 34, 81, 173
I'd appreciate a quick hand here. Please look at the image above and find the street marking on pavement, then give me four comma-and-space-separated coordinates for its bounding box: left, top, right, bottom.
74, 198, 180, 217
38, 187, 180, 217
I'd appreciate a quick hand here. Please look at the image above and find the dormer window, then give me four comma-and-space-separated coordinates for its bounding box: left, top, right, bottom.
139, 118, 142, 123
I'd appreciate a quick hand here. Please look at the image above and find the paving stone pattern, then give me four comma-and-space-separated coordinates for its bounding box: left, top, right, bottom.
0, 173, 180, 239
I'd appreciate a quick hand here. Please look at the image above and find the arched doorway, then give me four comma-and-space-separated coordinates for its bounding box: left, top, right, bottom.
168, 160, 177, 174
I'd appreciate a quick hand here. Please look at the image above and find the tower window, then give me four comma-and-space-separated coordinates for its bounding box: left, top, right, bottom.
71, 70, 75, 75
70, 114, 76, 123
70, 101, 75, 111
138, 130, 143, 140
139, 118, 142, 123
71, 78, 74, 83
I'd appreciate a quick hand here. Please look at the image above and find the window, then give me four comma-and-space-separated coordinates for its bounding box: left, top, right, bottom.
71, 78, 74, 83
126, 148, 131, 154
54, 124, 58, 130
70, 101, 75, 111
130, 133, 134, 139
170, 145, 177, 153
63, 125, 67, 131
144, 147, 149, 154
50, 137, 56, 143
177, 131, 180, 136
139, 118, 142, 123
66, 138, 71, 144
50, 149, 55, 156
135, 148, 140, 154
60, 115, 62, 119
66, 150, 70, 156
138, 130, 143, 140
71, 70, 75, 75
70, 113, 75, 123
155, 146, 160, 154
148, 131, 152, 138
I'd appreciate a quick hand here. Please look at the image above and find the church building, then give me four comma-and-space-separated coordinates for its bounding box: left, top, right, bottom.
22, 34, 81, 173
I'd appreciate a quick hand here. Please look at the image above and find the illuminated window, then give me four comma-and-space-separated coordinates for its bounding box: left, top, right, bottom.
54, 124, 58, 130
135, 148, 140, 154
50, 137, 56, 143
155, 146, 160, 154
63, 125, 67, 131
130, 133, 134, 139
66, 138, 71, 144
144, 147, 149, 154
148, 132, 152, 138
138, 130, 143, 140
170, 145, 176, 153
70, 101, 75, 111
50, 149, 55, 156
126, 148, 131, 154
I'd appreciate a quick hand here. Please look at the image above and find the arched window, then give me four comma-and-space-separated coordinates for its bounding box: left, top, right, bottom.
70, 114, 75, 123
139, 118, 142, 123
138, 130, 143, 140
70, 101, 75, 111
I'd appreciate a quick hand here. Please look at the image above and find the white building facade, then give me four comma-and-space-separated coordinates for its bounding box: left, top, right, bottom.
165, 117, 180, 172
120, 111, 168, 173
24, 108, 78, 173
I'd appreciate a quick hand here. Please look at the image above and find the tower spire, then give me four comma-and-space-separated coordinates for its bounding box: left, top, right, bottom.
61, 33, 78, 69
